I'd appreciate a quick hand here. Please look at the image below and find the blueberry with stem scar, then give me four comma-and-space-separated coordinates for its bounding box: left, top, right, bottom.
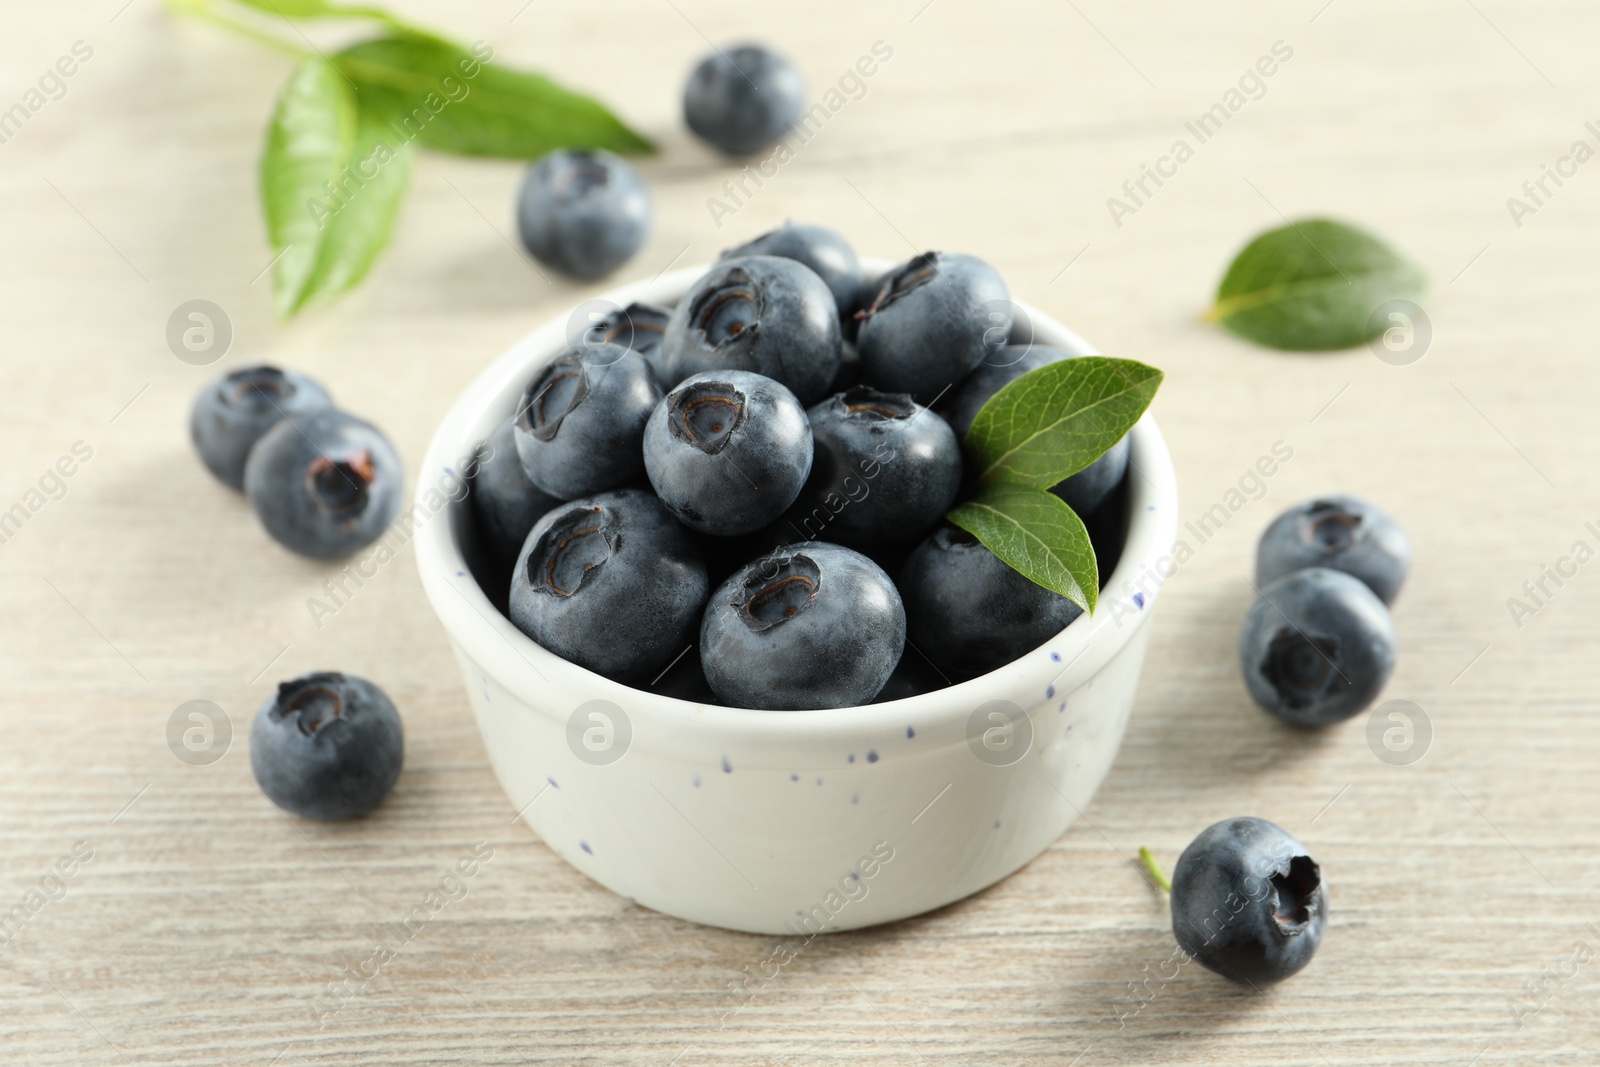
658, 256, 842, 406
1240, 567, 1397, 726
250, 671, 403, 821
644, 370, 812, 536
509, 489, 708, 683
700, 542, 904, 709
244, 408, 403, 559
1256, 494, 1411, 605
1144, 818, 1328, 986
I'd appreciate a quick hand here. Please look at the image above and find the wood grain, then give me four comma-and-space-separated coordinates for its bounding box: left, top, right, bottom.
3, 0, 1599, 1062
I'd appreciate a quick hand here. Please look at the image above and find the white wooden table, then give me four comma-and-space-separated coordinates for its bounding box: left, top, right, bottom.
3, 0, 1598, 1062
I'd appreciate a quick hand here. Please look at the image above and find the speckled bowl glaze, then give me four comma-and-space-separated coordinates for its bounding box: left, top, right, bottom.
415, 260, 1179, 935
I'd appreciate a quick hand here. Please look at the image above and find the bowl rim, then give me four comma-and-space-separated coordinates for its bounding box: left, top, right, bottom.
414, 259, 1179, 756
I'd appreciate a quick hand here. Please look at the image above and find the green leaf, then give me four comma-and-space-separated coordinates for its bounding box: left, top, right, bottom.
331, 34, 654, 158
1209, 218, 1426, 351
966, 356, 1162, 490
261, 58, 414, 316
228, 0, 409, 26
949, 485, 1099, 613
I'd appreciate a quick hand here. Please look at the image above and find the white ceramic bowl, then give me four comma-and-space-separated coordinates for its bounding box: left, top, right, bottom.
415, 261, 1178, 935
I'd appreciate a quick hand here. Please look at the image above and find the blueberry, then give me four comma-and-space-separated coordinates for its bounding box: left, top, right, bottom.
872, 645, 949, 703
942, 344, 1129, 516
516, 148, 650, 280
701, 542, 905, 709
1256, 495, 1411, 605
471, 419, 560, 564
650, 644, 717, 703
940, 345, 1067, 442
856, 251, 1011, 403
244, 408, 404, 559
510, 489, 708, 683
1170, 817, 1327, 985
190, 365, 332, 490
250, 671, 403, 821
513, 345, 661, 499
659, 256, 842, 405
1240, 567, 1397, 727
719, 222, 861, 321
788, 386, 961, 547
899, 525, 1083, 680
585, 302, 672, 383
683, 44, 806, 156
830, 338, 862, 393
643, 370, 813, 536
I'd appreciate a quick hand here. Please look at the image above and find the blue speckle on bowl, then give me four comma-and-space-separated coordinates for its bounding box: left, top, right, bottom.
816, 777, 823, 786
866, 750, 879, 764
790, 773, 800, 782
906, 726, 915, 739
546, 776, 559, 789
1050, 651, 1062, 663
1134, 591, 1145, 608
580, 840, 592, 855
847, 753, 855, 764
850, 792, 859, 805
456, 569, 466, 578
993, 820, 1001, 829
848, 871, 860, 881
1046, 685, 1055, 699
692, 773, 702, 788
1058, 700, 1067, 713
721, 756, 733, 774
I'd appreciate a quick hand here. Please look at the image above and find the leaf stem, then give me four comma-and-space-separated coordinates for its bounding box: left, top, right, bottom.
167, 0, 314, 59
1139, 847, 1171, 893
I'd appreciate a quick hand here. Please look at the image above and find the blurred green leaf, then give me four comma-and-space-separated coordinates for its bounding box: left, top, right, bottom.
261, 58, 413, 316
1210, 218, 1426, 351
332, 34, 654, 158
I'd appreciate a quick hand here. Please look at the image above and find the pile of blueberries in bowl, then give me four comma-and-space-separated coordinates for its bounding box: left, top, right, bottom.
463, 223, 1133, 711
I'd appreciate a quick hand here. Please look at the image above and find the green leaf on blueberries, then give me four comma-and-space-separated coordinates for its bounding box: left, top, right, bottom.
332, 34, 654, 159
966, 356, 1162, 490
261, 58, 414, 316
1209, 218, 1426, 351
949, 485, 1099, 613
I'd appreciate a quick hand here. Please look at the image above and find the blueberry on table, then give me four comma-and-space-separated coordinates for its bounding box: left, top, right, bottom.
516, 148, 651, 280
1169, 817, 1327, 985
470, 419, 559, 564
658, 255, 842, 405
250, 672, 403, 821
701, 542, 905, 709
513, 344, 661, 500
1256, 494, 1411, 605
683, 44, 807, 156
899, 525, 1083, 680
941, 344, 1129, 517
244, 408, 403, 560
719, 222, 862, 321
190, 364, 332, 490
643, 370, 813, 536
1240, 567, 1397, 726
856, 251, 1011, 404
793, 386, 961, 547
510, 489, 708, 683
